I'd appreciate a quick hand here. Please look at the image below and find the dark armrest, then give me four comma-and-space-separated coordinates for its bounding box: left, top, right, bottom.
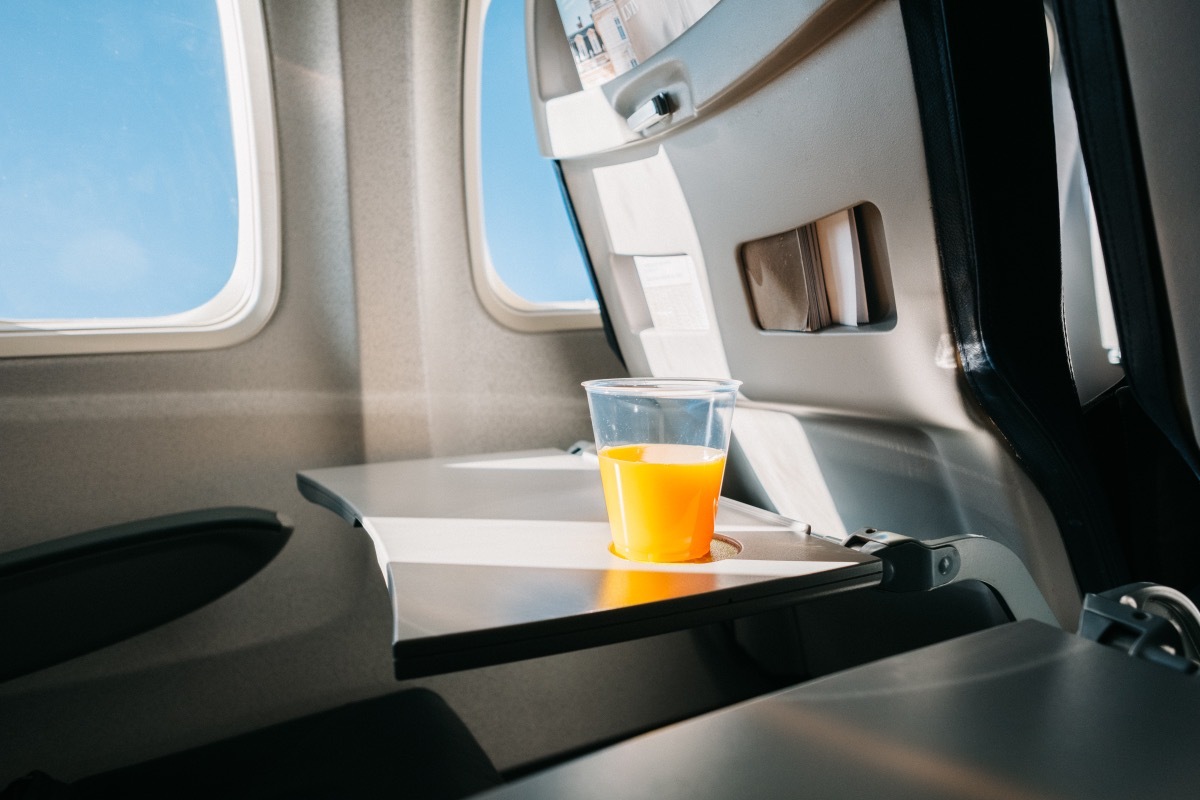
0, 508, 292, 682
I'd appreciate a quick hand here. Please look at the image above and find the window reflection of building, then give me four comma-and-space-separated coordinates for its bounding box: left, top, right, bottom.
568, 15, 614, 87
616, 0, 721, 64
590, 0, 637, 77
572, 30, 592, 59
560, 0, 723, 89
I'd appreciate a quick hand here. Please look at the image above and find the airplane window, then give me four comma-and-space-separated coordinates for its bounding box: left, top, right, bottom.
475, 0, 598, 320
0, 0, 279, 357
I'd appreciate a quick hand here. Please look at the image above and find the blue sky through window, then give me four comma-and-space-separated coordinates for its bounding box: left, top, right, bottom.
0, 0, 237, 320
480, 0, 596, 305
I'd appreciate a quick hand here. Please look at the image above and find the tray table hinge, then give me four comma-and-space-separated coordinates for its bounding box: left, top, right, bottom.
841, 528, 1059, 627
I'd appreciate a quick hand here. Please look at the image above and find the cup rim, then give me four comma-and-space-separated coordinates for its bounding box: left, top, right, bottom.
581, 377, 742, 397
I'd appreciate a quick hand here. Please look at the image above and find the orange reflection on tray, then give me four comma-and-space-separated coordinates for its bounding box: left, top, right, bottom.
597, 563, 719, 608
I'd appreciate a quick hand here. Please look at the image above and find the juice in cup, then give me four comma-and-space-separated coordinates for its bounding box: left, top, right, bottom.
598, 443, 727, 562
583, 377, 740, 563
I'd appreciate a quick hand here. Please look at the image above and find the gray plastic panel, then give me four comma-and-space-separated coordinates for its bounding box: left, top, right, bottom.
1115, 0, 1200, 448
552, 0, 1083, 625
481, 620, 1200, 799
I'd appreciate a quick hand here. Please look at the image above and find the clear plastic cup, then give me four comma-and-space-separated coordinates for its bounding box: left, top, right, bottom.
582, 378, 741, 562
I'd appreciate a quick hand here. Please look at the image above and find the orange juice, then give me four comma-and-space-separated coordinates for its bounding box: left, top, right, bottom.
598, 443, 727, 562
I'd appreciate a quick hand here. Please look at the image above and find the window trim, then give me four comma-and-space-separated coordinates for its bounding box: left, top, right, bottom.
463, 0, 601, 332
0, 0, 280, 358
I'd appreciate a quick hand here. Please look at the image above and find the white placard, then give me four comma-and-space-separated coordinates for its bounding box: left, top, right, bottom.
591, 149, 695, 255
634, 254, 709, 331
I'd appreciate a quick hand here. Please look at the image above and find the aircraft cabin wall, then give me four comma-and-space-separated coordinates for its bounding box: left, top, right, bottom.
530, 0, 1085, 622
0, 0, 1110, 785
0, 0, 632, 782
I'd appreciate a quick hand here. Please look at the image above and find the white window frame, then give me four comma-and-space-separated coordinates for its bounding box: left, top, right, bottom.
0, 0, 280, 358
464, 0, 601, 332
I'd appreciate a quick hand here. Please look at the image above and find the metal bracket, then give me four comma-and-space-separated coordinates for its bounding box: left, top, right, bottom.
626, 93, 672, 133
842, 528, 1059, 626
1078, 583, 1200, 674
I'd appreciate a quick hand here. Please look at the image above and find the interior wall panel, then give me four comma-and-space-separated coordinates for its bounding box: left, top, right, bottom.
0, 0, 395, 782
0, 0, 631, 784
339, 0, 623, 464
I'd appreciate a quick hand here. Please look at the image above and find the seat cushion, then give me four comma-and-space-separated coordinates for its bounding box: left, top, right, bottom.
69, 688, 501, 800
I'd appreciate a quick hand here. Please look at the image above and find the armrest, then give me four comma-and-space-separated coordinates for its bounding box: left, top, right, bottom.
0, 507, 291, 682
